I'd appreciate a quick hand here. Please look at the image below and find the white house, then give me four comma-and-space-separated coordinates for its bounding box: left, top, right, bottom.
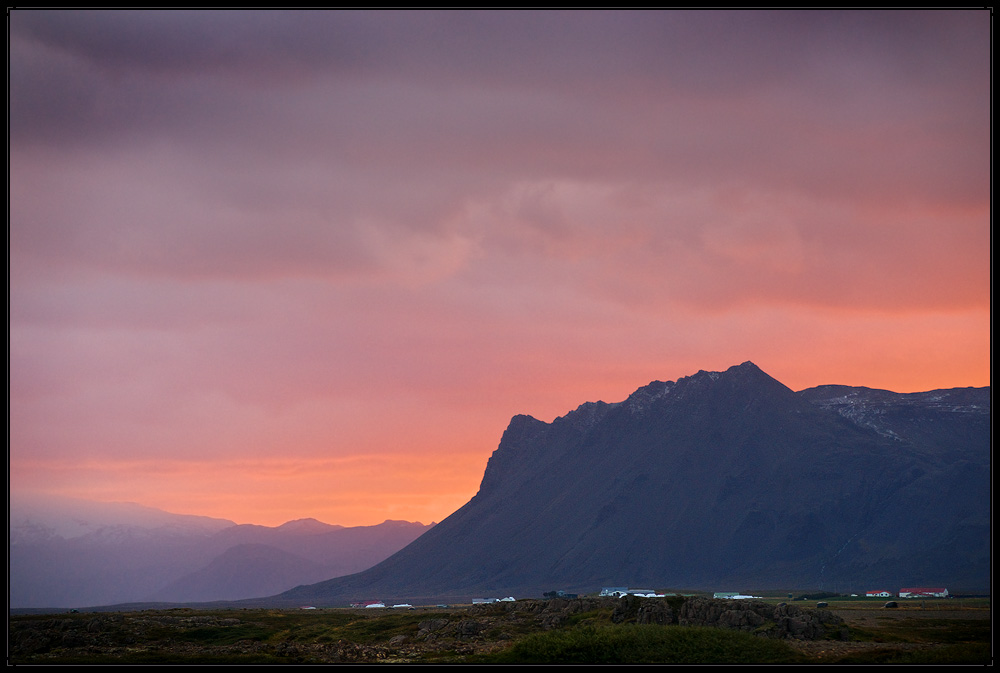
866, 590, 892, 598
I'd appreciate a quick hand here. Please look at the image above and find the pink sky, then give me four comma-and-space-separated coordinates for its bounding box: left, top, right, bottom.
9, 10, 990, 527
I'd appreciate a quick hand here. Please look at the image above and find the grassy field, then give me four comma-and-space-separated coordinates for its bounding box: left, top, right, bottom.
9, 598, 991, 664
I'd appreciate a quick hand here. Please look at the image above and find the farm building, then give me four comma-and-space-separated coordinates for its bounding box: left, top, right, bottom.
865, 590, 892, 597
713, 592, 758, 599
898, 587, 948, 598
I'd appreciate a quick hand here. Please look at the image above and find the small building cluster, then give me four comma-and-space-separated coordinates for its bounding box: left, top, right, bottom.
543, 590, 578, 599
341, 585, 950, 610
712, 592, 761, 600
600, 587, 667, 598
898, 587, 949, 598
866, 587, 949, 598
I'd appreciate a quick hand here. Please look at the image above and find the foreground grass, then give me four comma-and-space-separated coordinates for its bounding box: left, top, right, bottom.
472, 624, 805, 664
848, 617, 990, 645
834, 643, 990, 665
11, 600, 991, 665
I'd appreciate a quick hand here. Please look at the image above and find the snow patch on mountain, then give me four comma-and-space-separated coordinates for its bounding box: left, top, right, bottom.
810, 392, 905, 440
799, 385, 989, 441
623, 380, 676, 415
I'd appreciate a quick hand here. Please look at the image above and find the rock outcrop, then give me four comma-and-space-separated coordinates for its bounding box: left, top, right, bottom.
418, 596, 846, 641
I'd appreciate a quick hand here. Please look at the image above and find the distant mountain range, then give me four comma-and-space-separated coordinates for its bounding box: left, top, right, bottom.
9, 495, 432, 609
273, 362, 989, 606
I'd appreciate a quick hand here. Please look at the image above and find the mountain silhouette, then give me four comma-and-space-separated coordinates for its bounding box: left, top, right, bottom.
9, 498, 432, 609
277, 362, 989, 605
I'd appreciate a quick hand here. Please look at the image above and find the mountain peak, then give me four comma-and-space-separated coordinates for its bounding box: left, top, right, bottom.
478, 363, 795, 498
620, 361, 785, 416
699, 360, 791, 391
694, 360, 764, 380
531, 363, 775, 428
276, 518, 341, 533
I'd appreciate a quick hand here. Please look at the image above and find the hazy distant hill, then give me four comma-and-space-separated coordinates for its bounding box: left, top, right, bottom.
147, 543, 339, 603
146, 520, 433, 603
9, 495, 236, 544
9, 496, 432, 608
277, 362, 989, 605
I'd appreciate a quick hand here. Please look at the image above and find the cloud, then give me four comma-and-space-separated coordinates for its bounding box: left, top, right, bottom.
8, 9, 989, 526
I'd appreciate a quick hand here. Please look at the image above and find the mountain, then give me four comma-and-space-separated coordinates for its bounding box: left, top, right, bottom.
278, 362, 990, 605
9, 496, 238, 608
147, 544, 335, 603
9, 496, 433, 608
9, 494, 236, 545
145, 519, 433, 603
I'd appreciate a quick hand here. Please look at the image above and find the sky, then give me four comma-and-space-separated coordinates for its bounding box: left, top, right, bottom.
9, 9, 991, 527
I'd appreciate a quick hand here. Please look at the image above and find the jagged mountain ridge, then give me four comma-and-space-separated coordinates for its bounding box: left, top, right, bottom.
278, 362, 989, 604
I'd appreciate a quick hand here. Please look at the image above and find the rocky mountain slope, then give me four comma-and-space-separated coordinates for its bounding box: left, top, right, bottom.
277, 362, 989, 605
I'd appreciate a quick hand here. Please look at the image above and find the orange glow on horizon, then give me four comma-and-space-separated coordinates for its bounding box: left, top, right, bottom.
10, 452, 492, 528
